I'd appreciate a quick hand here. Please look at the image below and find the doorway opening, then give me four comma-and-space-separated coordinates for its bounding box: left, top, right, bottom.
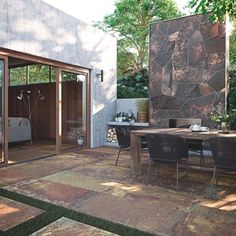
6, 55, 89, 164
61, 71, 87, 150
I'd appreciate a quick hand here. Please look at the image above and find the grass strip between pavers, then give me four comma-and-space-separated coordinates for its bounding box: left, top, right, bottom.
5, 210, 62, 236
0, 188, 156, 236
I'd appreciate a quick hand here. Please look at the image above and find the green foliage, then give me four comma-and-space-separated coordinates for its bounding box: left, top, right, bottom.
209, 106, 236, 130
229, 70, 236, 129
228, 19, 236, 129
209, 112, 232, 124
95, 0, 181, 75
10, 66, 27, 86
117, 42, 137, 77
10, 65, 53, 85
189, 0, 236, 22
117, 69, 148, 98
62, 71, 77, 81
29, 65, 50, 84
229, 19, 236, 71
229, 70, 236, 110
10, 65, 79, 86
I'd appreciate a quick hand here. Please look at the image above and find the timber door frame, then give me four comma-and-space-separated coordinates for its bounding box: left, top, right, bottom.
0, 49, 91, 166
0, 55, 8, 167
56, 68, 91, 153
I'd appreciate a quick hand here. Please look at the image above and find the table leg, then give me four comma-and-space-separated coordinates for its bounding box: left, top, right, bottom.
131, 134, 142, 179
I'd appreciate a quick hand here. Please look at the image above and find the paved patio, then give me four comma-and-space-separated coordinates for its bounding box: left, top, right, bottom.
0, 147, 236, 235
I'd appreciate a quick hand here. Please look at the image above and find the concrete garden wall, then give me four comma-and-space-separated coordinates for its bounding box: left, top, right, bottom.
149, 14, 226, 127
116, 99, 138, 117
0, 0, 117, 147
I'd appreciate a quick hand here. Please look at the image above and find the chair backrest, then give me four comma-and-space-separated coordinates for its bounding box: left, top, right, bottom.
169, 118, 201, 128
115, 126, 132, 148
170, 120, 203, 151
209, 137, 236, 170
178, 125, 191, 129
145, 133, 188, 162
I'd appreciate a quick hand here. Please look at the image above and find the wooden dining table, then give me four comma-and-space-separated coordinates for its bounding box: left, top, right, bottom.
130, 128, 236, 179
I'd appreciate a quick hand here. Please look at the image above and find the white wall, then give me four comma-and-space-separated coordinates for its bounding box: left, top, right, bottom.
0, 0, 117, 147
116, 99, 138, 117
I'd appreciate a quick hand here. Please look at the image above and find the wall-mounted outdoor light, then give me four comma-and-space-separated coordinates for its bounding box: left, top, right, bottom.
96, 69, 103, 82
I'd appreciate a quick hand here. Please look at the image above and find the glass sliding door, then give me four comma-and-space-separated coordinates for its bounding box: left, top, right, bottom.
0, 57, 7, 166
61, 71, 87, 149
8, 63, 56, 164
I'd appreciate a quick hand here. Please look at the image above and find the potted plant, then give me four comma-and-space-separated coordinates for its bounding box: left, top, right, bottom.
75, 127, 85, 145
67, 127, 85, 145
136, 98, 148, 122
209, 111, 232, 133
114, 112, 123, 122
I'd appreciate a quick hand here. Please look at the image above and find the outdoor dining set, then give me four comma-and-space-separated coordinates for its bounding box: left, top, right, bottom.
114, 119, 236, 192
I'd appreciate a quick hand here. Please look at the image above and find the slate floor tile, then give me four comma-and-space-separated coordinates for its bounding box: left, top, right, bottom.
0, 196, 43, 231
74, 192, 188, 235
6, 179, 95, 208
30, 217, 119, 236
43, 171, 109, 192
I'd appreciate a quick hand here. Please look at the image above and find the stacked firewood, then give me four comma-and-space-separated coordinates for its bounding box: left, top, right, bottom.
107, 128, 118, 143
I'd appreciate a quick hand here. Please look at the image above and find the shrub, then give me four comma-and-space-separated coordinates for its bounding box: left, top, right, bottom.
117, 69, 148, 98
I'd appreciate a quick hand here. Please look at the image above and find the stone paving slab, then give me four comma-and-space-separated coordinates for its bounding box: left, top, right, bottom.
73, 192, 189, 235
217, 175, 236, 187
0, 168, 31, 187
78, 149, 117, 158
40, 152, 97, 167
9, 150, 55, 164
7, 154, 96, 179
101, 181, 147, 198
102, 179, 202, 202
0, 153, 97, 188
98, 154, 131, 168
5, 179, 96, 208
81, 147, 119, 155
135, 165, 213, 194
199, 192, 236, 211
43, 171, 110, 192
173, 205, 236, 236
0, 196, 44, 231
98, 151, 149, 168
6, 163, 62, 179
1, 147, 236, 236
30, 217, 119, 236
71, 163, 131, 181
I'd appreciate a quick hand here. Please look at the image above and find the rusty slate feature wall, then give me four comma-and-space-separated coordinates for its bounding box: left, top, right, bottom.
149, 14, 226, 127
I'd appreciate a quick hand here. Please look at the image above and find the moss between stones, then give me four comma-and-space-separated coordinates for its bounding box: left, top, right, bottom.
0, 188, 156, 236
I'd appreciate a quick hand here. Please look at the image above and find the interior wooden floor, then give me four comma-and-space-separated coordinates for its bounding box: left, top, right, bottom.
8, 139, 78, 164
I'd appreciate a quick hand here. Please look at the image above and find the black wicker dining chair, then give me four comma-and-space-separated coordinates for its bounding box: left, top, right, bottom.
115, 126, 132, 166
145, 133, 188, 191
209, 137, 236, 191
179, 125, 205, 166
115, 126, 147, 166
